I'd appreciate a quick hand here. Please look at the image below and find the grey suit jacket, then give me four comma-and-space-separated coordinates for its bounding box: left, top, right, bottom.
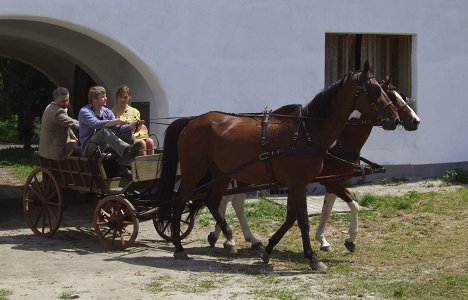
38, 102, 79, 160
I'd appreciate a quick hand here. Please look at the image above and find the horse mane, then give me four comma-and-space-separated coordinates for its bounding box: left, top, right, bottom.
272, 104, 303, 116
302, 74, 348, 119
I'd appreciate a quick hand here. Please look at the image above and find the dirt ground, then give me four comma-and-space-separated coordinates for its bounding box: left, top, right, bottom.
0, 167, 461, 300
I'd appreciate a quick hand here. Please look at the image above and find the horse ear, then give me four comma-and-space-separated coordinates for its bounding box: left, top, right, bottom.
382, 74, 392, 90
359, 60, 370, 81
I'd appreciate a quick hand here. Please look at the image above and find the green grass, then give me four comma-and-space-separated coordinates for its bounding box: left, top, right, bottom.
206, 188, 468, 299
0, 146, 38, 179
0, 289, 11, 300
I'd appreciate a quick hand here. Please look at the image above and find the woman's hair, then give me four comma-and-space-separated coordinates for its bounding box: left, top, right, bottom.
115, 85, 131, 99
88, 86, 107, 103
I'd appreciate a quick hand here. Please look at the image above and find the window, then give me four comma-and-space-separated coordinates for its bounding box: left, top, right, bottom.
325, 33, 413, 100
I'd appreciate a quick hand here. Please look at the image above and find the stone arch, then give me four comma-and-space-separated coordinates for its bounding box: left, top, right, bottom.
0, 17, 168, 138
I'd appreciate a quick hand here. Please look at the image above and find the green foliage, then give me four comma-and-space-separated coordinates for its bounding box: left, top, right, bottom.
442, 168, 468, 184
0, 115, 19, 142
0, 58, 55, 147
58, 291, 75, 300
0, 146, 38, 179
0, 114, 40, 143
0, 288, 11, 300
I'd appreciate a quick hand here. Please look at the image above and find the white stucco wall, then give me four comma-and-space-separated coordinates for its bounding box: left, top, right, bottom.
0, 0, 467, 166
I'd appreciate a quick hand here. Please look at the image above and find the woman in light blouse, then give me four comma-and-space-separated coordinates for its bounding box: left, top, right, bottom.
112, 85, 154, 155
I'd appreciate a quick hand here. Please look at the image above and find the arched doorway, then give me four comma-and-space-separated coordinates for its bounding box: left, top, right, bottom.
0, 18, 167, 135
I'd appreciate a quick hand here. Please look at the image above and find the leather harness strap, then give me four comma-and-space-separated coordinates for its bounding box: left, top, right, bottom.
260, 108, 276, 184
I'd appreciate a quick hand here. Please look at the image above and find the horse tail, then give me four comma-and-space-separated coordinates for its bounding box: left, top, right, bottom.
155, 117, 191, 221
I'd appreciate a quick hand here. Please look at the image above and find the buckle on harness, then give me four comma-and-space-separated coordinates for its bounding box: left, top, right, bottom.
259, 152, 270, 161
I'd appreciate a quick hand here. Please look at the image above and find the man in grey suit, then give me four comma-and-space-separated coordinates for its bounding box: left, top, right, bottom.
38, 87, 79, 160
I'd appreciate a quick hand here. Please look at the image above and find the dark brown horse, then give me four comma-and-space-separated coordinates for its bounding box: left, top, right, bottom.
315, 77, 420, 252
156, 61, 399, 271
207, 77, 420, 252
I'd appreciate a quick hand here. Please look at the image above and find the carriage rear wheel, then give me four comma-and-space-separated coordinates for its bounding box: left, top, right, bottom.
153, 201, 196, 242
93, 195, 139, 250
23, 167, 63, 237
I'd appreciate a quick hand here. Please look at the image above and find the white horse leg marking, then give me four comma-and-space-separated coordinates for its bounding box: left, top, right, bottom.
231, 194, 262, 246
345, 200, 360, 246
315, 193, 337, 251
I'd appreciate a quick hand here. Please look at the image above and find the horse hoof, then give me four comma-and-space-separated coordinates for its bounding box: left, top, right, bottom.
310, 259, 328, 272
320, 245, 331, 252
223, 243, 238, 254
261, 249, 270, 264
251, 242, 264, 251
208, 232, 218, 247
344, 241, 356, 253
174, 250, 189, 260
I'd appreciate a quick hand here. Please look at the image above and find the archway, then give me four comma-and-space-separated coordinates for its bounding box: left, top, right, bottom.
0, 18, 167, 138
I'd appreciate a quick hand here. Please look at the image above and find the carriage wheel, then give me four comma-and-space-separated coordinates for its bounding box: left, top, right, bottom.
153, 201, 196, 242
23, 167, 63, 237
93, 195, 139, 250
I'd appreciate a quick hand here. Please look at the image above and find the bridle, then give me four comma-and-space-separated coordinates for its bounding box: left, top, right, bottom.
354, 75, 398, 120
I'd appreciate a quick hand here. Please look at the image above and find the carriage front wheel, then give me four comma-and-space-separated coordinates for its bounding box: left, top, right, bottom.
93, 195, 139, 250
23, 167, 63, 237
153, 201, 196, 241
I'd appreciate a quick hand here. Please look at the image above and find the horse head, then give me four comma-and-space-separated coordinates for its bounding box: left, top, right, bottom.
381, 75, 420, 131
353, 61, 400, 130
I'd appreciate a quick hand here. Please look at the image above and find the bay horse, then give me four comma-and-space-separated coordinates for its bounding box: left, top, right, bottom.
156, 61, 399, 271
207, 76, 420, 253
315, 77, 420, 252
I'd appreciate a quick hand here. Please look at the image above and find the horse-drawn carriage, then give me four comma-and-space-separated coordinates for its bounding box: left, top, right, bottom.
22, 151, 196, 250
23, 62, 420, 271
22, 145, 384, 250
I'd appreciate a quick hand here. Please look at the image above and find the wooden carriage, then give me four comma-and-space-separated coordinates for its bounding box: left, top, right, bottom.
22, 152, 194, 250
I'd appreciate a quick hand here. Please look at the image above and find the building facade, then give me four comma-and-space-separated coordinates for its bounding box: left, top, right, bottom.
0, 0, 467, 177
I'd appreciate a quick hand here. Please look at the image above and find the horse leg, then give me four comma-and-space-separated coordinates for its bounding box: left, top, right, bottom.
333, 187, 360, 253
344, 199, 359, 253
291, 187, 327, 271
207, 194, 229, 247
172, 176, 204, 259
315, 192, 337, 252
261, 201, 297, 264
204, 179, 238, 253
231, 193, 263, 249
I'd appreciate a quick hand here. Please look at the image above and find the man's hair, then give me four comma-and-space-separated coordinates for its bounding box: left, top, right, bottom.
52, 87, 69, 100
88, 86, 107, 103
116, 85, 131, 99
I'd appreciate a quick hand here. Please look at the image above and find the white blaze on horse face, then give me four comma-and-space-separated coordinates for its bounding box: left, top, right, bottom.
394, 92, 420, 122
348, 110, 362, 120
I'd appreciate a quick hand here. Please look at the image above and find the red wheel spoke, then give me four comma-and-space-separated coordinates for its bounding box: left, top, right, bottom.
43, 175, 52, 199
28, 183, 42, 199
100, 208, 111, 218
33, 206, 45, 227
122, 226, 133, 235
100, 227, 112, 237
46, 205, 57, 223
45, 189, 58, 203
41, 206, 49, 234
